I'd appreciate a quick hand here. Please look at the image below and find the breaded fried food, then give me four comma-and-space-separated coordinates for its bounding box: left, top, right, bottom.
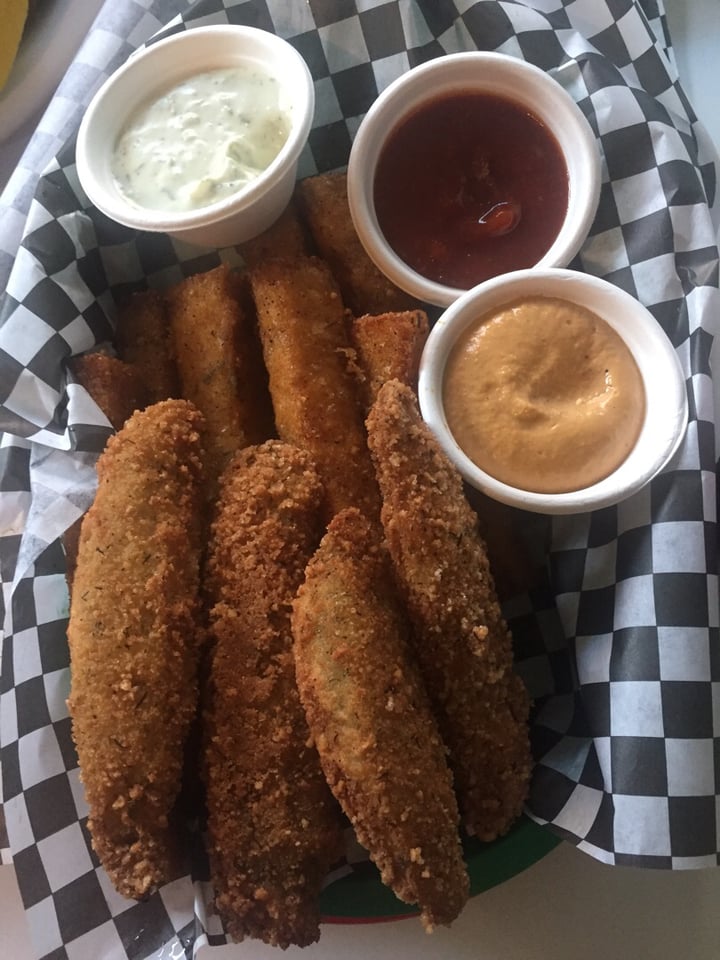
296, 171, 419, 315
64, 352, 147, 588
67, 399, 206, 899
69, 352, 146, 430
350, 309, 430, 408
115, 288, 180, 404
203, 441, 344, 949
166, 264, 275, 488
249, 256, 380, 522
292, 508, 468, 930
366, 381, 532, 842
239, 198, 310, 267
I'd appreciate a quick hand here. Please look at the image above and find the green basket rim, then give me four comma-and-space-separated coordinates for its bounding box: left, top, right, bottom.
319, 815, 560, 922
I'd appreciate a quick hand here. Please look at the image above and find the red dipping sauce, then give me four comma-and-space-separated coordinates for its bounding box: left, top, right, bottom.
373, 92, 569, 289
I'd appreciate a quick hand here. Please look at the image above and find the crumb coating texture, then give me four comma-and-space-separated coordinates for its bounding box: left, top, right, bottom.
67, 399, 206, 899
293, 508, 469, 929
366, 381, 532, 841
203, 440, 344, 949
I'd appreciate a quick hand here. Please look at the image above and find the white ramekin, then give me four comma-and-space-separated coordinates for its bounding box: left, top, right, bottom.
76, 25, 315, 248
347, 52, 601, 308
418, 268, 688, 514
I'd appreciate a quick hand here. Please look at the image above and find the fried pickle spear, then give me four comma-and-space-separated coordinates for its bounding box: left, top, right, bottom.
292, 508, 468, 930
296, 171, 420, 315
366, 381, 532, 841
249, 256, 380, 521
166, 264, 275, 489
66, 399, 206, 899
115, 288, 180, 404
203, 441, 344, 949
350, 309, 430, 408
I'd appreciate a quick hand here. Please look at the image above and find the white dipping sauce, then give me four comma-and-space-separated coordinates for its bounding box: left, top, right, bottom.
111, 65, 292, 213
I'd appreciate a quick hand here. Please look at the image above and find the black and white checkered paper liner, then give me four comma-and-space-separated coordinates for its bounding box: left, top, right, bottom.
1, 0, 720, 957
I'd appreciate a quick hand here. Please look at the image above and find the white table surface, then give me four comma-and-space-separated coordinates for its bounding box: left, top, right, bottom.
4, 836, 720, 959
2, 2, 720, 959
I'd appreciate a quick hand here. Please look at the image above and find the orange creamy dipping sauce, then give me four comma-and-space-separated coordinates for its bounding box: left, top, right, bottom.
442, 296, 646, 494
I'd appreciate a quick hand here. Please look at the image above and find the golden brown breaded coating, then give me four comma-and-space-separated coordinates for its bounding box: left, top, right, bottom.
350, 309, 430, 408
166, 264, 274, 489
239, 198, 310, 267
67, 399, 206, 899
69, 352, 146, 430
203, 441, 344, 949
366, 381, 532, 842
296, 171, 420, 316
292, 508, 468, 930
115, 289, 180, 404
249, 256, 380, 522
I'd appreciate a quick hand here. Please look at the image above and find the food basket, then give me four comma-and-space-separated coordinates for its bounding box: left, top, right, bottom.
0, 1, 718, 958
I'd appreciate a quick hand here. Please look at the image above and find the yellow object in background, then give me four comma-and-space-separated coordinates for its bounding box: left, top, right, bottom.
0, 0, 29, 91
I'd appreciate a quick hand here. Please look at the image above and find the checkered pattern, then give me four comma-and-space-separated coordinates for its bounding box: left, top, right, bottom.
0, 1, 196, 298
0, 803, 10, 865
1, 0, 719, 957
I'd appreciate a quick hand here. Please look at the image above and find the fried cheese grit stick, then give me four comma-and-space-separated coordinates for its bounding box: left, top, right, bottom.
366, 381, 532, 842
67, 399, 206, 899
249, 256, 380, 522
296, 171, 420, 315
292, 508, 469, 931
115, 289, 180, 404
166, 264, 275, 488
69, 352, 146, 430
203, 441, 344, 949
350, 309, 430, 408
239, 198, 309, 267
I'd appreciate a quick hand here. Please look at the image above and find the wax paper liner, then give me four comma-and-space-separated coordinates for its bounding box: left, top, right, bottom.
1, 1, 720, 959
